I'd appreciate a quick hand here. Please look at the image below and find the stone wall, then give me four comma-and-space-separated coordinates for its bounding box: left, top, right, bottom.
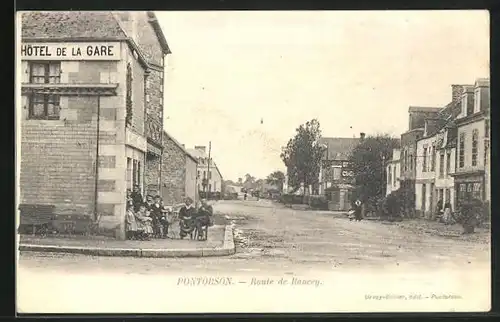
161, 134, 186, 205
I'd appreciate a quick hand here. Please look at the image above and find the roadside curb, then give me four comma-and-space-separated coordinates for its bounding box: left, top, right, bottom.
18, 225, 236, 258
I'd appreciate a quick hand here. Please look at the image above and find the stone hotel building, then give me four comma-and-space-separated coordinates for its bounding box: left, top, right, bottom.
18, 11, 170, 239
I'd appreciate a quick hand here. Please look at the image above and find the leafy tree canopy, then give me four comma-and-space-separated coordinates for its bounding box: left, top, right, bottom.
280, 119, 324, 192
348, 133, 400, 202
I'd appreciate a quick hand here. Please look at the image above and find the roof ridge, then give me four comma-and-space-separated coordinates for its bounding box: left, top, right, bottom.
162, 130, 197, 162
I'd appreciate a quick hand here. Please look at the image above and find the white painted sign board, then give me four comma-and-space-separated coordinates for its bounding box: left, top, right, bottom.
20, 42, 121, 60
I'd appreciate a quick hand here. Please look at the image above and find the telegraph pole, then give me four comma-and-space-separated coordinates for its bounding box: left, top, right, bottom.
207, 141, 212, 200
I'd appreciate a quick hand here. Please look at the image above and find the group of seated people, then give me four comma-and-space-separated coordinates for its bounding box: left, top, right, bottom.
125, 185, 213, 241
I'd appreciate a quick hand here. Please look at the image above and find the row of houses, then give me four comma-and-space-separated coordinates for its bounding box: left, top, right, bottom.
18, 11, 222, 239
386, 78, 490, 218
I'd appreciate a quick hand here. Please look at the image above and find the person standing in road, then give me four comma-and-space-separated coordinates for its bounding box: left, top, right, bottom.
354, 199, 363, 221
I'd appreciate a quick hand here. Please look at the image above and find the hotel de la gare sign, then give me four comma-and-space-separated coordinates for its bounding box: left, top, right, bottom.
20, 42, 121, 60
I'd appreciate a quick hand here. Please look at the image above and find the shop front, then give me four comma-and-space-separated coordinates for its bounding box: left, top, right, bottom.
451, 171, 485, 207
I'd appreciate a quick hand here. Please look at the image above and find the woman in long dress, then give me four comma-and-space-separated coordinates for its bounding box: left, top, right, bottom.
135, 203, 153, 240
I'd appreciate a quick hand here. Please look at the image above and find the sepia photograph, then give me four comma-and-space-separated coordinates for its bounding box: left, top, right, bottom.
15, 10, 490, 313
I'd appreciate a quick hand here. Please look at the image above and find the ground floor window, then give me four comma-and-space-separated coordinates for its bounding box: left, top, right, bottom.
29, 93, 61, 120
445, 188, 451, 204
126, 156, 143, 193
456, 181, 483, 206
421, 184, 426, 211
438, 189, 444, 206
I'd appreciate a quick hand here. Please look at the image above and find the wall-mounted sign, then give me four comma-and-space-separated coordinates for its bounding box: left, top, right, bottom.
342, 170, 354, 177
342, 161, 353, 168
20, 42, 121, 61
341, 161, 354, 177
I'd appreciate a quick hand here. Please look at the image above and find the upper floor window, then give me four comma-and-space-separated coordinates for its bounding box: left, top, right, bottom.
392, 166, 396, 186
459, 133, 465, 168
208, 171, 212, 180
203, 171, 206, 179
446, 151, 451, 175
474, 88, 481, 113
387, 166, 392, 185
28, 62, 61, 120
333, 167, 341, 180
430, 145, 436, 172
29, 62, 61, 84
439, 152, 445, 178
409, 154, 413, 171
485, 140, 489, 168
471, 129, 479, 167
467, 94, 474, 116
485, 119, 490, 138
422, 146, 427, 172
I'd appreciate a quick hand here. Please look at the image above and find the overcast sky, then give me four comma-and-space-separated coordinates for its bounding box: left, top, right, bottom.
156, 10, 489, 181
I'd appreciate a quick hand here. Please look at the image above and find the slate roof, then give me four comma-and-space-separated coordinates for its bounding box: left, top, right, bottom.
186, 148, 223, 179
162, 131, 197, 163
408, 106, 442, 113
318, 137, 360, 161
21, 11, 127, 40
21, 11, 171, 56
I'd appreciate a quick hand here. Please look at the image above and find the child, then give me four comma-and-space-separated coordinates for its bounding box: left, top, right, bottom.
135, 203, 153, 240
125, 203, 138, 240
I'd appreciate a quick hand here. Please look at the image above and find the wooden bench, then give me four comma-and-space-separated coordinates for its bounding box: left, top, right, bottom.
52, 214, 95, 235
18, 204, 55, 235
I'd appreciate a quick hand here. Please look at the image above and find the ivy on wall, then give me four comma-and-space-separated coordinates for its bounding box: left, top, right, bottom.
125, 63, 133, 126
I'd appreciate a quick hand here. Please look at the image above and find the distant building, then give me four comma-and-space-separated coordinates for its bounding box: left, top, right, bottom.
385, 149, 401, 196
451, 79, 490, 206
161, 131, 198, 205
399, 106, 441, 217
317, 134, 361, 211
414, 86, 464, 218
186, 146, 223, 194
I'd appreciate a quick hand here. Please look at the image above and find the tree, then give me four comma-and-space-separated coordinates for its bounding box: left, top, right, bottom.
348, 133, 400, 206
266, 170, 286, 192
244, 174, 255, 184
237, 178, 243, 186
280, 119, 324, 198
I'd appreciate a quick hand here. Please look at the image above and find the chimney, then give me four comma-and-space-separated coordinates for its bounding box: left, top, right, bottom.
181, 144, 185, 148
360, 133, 366, 140
451, 84, 465, 103
195, 145, 206, 152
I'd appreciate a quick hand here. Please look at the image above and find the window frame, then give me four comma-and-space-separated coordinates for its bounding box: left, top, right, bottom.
27, 62, 62, 120
474, 88, 481, 113
430, 145, 436, 171
446, 151, 451, 175
29, 61, 61, 84
28, 93, 61, 120
422, 145, 427, 172
459, 133, 465, 168
439, 152, 445, 178
471, 129, 479, 167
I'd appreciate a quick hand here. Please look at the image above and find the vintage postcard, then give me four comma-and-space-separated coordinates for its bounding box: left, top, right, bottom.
15, 10, 490, 313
